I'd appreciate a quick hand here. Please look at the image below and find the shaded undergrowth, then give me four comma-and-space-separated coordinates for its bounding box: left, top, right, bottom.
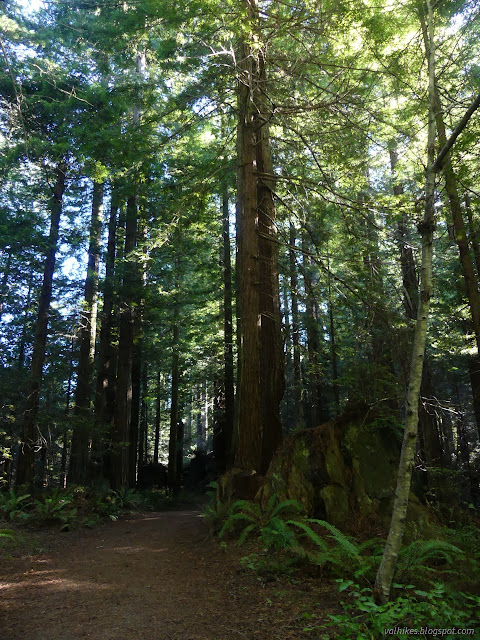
204, 484, 480, 639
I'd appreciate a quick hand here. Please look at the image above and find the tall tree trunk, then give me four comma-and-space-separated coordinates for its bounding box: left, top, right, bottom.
138, 365, 148, 467
327, 252, 340, 414
168, 296, 180, 494
94, 187, 119, 436
153, 370, 161, 464
302, 232, 324, 428
16, 162, 66, 487
69, 180, 103, 485
289, 224, 303, 430
234, 5, 262, 470
374, 0, 437, 603
390, 146, 442, 465
222, 191, 235, 468
59, 337, 75, 488
235, 0, 284, 472
17, 268, 34, 370
435, 89, 480, 357
0, 248, 12, 321
128, 218, 146, 487
434, 86, 480, 440
110, 194, 137, 490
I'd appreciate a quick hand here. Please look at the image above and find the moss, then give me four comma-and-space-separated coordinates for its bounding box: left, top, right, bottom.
346, 425, 397, 500
320, 484, 350, 525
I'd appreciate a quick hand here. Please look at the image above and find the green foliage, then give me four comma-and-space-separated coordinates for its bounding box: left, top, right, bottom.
328, 581, 479, 639
202, 482, 234, 534
218, 493, 303, 550
0, 489, 32, 521
32, 489, 77, 530
396, 539, 464, 582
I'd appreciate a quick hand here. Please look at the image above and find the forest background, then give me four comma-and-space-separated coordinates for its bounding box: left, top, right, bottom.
0, 0, 480, 611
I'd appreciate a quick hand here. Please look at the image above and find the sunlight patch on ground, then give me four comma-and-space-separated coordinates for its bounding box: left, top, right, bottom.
1, 577, 111, 591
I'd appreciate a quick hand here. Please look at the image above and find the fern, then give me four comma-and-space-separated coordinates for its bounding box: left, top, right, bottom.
396, 539, 463, 580
287, 520, 329, 551
219, 512, 256, 538
238, 523, 257, 545
308, 518, 360, 559
271, 498, 302, 518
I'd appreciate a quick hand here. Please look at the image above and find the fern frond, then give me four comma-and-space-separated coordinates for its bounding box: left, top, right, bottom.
286, 520, 329, 551
308, 519, 360, 559
219, 512, 256, 537
228, 499, 261, 518
271, 499, 303, 518
238, 523, 257, 545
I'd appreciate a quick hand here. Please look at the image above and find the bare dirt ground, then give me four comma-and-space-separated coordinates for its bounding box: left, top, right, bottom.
0, 509, 340, 640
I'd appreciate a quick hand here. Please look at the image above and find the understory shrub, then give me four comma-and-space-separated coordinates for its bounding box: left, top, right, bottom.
329, 581, 479, 639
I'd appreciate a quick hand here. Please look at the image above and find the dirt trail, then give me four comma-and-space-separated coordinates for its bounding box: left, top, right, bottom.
0, 509, 337, 640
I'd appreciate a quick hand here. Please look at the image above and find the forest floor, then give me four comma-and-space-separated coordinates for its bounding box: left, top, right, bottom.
0, 506, 342, 640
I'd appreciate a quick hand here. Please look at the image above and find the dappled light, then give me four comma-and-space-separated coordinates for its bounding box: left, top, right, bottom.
1, 0, 480, 638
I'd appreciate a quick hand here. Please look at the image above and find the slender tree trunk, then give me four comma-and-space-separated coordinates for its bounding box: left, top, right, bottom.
433, 89, 480, 441
222, 192, 235, 468
154, 370, 161, 465
138, 365, 148, 467
289, 224, 303, 430
59, 337, 75, 488
390, 146, 442, 464
17, 268, 34, 370
302, 232, 324, 427
435, 89, 480, 357
374, 1, 437, 603
168, 296, 180, 493
374, 0, 446, 598
128, 218, 146, 487
110, 194, 137, 490
69, 181, 103, 485
327, 252, 340, 414
16, 162, 66, 487
0, 249, 12, 321
282, 277, 294, 432
94, 187, 118, 434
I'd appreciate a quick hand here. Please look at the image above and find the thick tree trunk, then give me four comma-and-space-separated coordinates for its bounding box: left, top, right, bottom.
234, 1, 284, 472
374, 1, 436, 603
256, 48, 284, 471
69, 181, 103, 485
234, 4, 263, 471
16, 162, 66, 487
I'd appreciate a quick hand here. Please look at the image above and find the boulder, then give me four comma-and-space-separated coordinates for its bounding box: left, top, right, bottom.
258, 402, 406, 528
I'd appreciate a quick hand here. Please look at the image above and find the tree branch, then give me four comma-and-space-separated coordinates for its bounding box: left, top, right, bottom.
433, 90, 480, 172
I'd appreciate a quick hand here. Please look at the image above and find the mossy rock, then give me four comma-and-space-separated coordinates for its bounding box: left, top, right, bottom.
261, 402, 403, 527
